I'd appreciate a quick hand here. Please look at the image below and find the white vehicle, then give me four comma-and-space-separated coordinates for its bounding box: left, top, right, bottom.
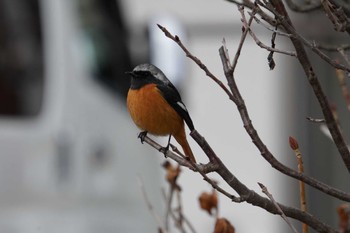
0, 0, 160, 232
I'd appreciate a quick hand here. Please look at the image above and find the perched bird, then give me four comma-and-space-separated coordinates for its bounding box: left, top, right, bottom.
126, 63, 196, 163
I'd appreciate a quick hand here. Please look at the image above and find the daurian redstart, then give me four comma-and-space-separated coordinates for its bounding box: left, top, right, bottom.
126, 63, 196, 163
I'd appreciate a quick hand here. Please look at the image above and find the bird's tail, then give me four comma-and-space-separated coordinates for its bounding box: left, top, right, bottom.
174, 130, 196, 163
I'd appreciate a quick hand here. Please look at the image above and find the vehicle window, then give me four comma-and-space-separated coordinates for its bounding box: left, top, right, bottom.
0, 0, 43, 117
75, 0, 132, 98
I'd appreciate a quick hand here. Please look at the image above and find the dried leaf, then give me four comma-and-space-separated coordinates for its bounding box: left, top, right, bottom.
337, 204, 350, 233
268, 51, 276, 70
162, 161, 181, 191
214, 218, 235, 233
199, 190, 218, 215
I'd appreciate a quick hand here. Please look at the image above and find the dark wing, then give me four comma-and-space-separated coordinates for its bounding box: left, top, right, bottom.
157, 83, 195, 131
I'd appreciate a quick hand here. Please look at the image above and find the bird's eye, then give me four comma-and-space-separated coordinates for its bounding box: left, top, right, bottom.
134, 70, 150, 77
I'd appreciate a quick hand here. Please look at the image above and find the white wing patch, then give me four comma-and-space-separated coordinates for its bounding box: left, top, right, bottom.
177, 101, 188, 112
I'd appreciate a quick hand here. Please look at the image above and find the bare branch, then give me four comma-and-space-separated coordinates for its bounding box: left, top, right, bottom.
142, 134, 243, 202
189, 129, 337, 232
142, 135, 194, 169
136, 120, 338, 231
264, 0, 350, 171
139, 128, 337, 232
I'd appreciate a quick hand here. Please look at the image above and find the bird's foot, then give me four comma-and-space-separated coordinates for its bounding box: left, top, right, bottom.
138, 131, 148, 144
160, 135, 172, 156
159, 144, 170, 155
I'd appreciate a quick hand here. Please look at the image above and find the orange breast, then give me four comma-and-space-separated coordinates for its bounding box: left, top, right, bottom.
127, 84, 184, 136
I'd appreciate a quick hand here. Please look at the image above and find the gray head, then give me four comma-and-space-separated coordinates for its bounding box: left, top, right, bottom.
132, 63, 171, 85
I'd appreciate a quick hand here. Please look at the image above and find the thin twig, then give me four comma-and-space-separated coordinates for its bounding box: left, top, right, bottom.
175, 189, 186, 232
307, 37, 350, 72
258, 182, 300, 233
239, 7, 297, 57
338, 49, 350, 67
306, 117, 326, 123
232, 6, 256, 73
289, 137, 309, 233
224, 0, 277, 26
315, 43, 350, 52
250, 13, 293, 38
182, 213, 198, 233
222, 38, 232, 70
165, 186, 175, 231
223, 5, 256, 103
162, 188, 197, 233
137, 176, 168, 233
157, 24, 236, 103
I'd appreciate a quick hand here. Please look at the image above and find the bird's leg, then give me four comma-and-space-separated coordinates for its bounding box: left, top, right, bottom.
159, 135, 172, 155
138, 131, 148, 144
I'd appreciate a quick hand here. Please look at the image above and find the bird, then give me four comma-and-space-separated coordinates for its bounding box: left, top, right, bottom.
126, 63, 196, 163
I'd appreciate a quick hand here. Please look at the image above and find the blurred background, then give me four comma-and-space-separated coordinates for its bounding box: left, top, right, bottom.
0, 0, 349, 232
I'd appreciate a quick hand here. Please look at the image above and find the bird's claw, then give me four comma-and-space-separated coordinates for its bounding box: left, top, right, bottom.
138, 131, 148, 144
159, 145, 170, 156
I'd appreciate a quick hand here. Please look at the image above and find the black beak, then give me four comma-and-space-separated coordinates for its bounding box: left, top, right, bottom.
125, 71, 134, 77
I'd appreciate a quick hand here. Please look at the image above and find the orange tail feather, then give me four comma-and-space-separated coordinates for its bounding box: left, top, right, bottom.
174, 130, 196, 163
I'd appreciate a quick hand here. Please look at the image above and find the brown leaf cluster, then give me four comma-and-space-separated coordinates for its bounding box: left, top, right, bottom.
337, 204, 350, 233
198, 190, 218, 215
214, 218, 235, 233
162, 161, 181, 191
